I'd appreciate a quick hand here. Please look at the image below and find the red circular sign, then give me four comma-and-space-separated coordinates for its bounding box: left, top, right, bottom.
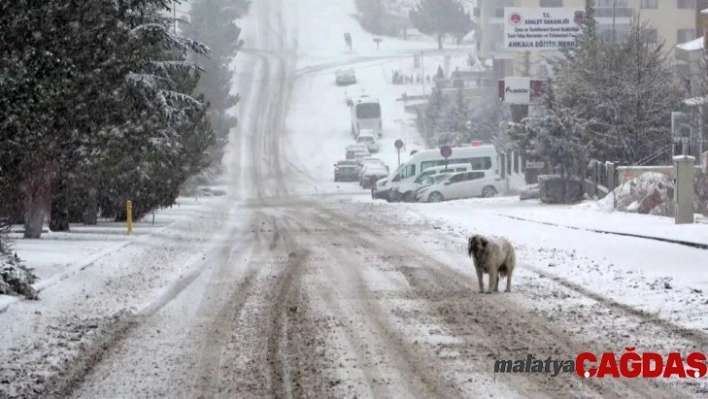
440, 145, 452, 158
394, 139, 404, 149
509, 13, 522, 25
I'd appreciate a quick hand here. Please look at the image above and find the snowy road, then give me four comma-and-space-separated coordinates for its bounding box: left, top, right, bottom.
3, 0, 707, 398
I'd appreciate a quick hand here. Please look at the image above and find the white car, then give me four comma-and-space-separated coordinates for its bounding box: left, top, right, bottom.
391, 163, 474, 202
345, 144, 369, 159
353, 150, 370, 165
336, 69, 356, 86
416, 170, 504, 203
358, 159, 389, 185
372, 177, 392, 200
412, 174, 452, 199
356, 130, 379, 153
360, 164, 390, 189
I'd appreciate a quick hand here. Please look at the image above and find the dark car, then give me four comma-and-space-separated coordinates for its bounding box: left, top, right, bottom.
334, 160, 359, 182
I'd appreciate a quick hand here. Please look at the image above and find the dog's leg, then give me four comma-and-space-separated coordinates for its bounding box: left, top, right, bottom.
494, 273, 500, 292
505, 271, 512, 293
487, 268, 497, 294
476, 268, 485, 293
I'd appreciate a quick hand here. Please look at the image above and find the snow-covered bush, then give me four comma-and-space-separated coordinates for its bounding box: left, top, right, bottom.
696, 172, 708, 216
0, 225, 38, 299
598, 172, 674, 216
538, 175, 584, 204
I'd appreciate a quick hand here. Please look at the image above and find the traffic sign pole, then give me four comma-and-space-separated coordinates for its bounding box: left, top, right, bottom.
439, 145, 452, 170
395, 139, 404, 166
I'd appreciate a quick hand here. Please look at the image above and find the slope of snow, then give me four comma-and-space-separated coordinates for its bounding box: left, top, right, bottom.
280, 0, 475, 67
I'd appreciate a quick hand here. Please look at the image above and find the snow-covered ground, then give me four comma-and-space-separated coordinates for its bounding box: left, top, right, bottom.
332, 195, 708, 332
3, 0, 708, 397
0, 197, 221, 313
278, 0, 708, 336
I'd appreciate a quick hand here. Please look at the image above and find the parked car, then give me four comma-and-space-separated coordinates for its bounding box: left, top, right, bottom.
360, 164, 390, 189
353, 150, 370, 165
391, 163, 474, 202
412, 173, 452, 199
335, 68, 356, 86
334, 160, 360, 182
358, 158, 387, 179
346, 144, 369, 159
356, 130, 379, 153
346, 143, 368, 152
359, 161, 389, 186
416, 170, 504, 203
372, 177, 392, 201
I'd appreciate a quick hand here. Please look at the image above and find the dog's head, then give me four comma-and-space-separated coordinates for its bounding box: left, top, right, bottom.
468, 234, 488, 258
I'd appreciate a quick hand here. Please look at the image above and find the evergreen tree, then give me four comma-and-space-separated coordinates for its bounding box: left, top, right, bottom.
422, 86, 448, 146
0, 0, 213, 236
541, 0, 684, 166
443, 88, 472, 144
409, 0, 475, 49
181, 0, 249, 181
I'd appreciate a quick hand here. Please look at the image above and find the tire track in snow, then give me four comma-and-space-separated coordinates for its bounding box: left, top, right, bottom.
310, 205, 697, 398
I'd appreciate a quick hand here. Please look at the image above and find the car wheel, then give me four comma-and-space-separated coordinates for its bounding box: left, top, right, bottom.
390, 190, 402, 202
402, 191, 414, 202
428, 191, 444, 203
482, 186, 497, 198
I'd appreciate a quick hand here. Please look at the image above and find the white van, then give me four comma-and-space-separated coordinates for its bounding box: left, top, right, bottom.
391, 163, 474, 202
388, 145, 498, 202
350, 96, 382, 137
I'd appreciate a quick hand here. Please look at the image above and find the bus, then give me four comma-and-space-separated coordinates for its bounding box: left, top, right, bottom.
350, 96, 382, 138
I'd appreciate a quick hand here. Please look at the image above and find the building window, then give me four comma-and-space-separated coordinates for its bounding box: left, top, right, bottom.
678, 0, 696, 8
539, 0, 563, 6
597, 0, 628, 7
640, 0, 658, 8
677, 28, 695, 44
600, 26, 630, 43
641, 28, 658, 43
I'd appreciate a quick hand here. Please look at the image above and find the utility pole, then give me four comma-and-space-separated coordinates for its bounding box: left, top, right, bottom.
421, 51, 426, 95
612, 0, 617, 46
173, 2, 177, 33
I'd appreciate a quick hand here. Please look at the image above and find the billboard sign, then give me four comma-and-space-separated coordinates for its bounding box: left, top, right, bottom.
498, 79, 546, 102
502, 77, 531, 104
504, 8, 584, 52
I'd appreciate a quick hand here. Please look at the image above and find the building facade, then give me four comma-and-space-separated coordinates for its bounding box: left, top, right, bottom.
474, 0, 697, 82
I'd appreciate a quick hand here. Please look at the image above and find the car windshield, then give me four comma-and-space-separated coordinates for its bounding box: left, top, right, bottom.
433, 174, 450, 183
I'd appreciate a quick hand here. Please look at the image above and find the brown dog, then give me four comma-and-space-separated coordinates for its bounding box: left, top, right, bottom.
467, 234, 516, 294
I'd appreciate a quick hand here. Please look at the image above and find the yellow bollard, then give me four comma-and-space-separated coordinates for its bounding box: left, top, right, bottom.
126, 200, 133, 235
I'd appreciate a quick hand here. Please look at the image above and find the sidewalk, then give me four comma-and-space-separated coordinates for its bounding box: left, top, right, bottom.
0, 194, 245, 398
0, 197, 219, 313
498, 199, 708, 245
